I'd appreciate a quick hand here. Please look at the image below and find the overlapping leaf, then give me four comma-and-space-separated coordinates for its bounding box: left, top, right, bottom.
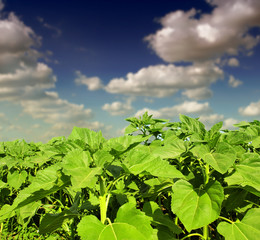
62, 149, 102, 189
217, 208, 260, 240
125, 147, 184, 179
171, 180, 224, 232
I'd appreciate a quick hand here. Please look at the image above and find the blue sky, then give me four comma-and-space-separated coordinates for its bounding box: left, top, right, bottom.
0, 0, 260, 142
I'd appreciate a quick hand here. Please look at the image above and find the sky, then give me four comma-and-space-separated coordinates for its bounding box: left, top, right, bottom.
0, 0, 260, 142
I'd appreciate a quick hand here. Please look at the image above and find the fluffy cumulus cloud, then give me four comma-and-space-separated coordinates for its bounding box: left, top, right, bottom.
199, 114, 224, 128
0, 11, 104, 140
105, 63, 223, 97
228, 75, 243, 88
135, 101, 211, 118
75, 70, 104, 91
102, 99, 134, 116
182, 87, 213, 100
239, 100, 260, 116
227, 58, 240, 67
199, 114, 240, 130
223, 118, 240, 129
145, 0, 260, 62
20, 91, 92, 124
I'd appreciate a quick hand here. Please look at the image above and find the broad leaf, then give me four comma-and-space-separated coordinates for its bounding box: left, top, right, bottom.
7, 170, 27, 190
235, 153, 260, 191
126, 147, 184, 179
0, 165, 69, 221
217, 208, 260, 240
99, 223, 148, 240
62, 149, 102, 189
204, 142, 236, 174
68, 127, 105, 151
40, 192, 80, 234
143, 201, 181, 234
171, 180, 224, 232
115, 202, 156, 240
77, 215, 105, 240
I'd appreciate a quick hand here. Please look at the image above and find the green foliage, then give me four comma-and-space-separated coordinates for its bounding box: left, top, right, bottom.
0, 113, 259, 239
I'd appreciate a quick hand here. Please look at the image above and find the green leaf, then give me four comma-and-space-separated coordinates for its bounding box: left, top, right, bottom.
126, 147, 184, 179
0, 165, 70, 221
106, 135, 150, 153
235, 153, 260, 191
17, 201, 41, 225
7, 170, 27, 190
62, 149, 102, 189
225, 131, 252, 145
143, 201, 181, 234
40, 192, 80, 234
171, 180, 224, 232
204, 142, 236, 174
99, 223, 148, 240
93, 150, 113, 167
125, 124, 138, 135
68, 127, 105, 151
252, 136, 260, 148
217, 208, 260, 240
180, 114, 206, 137
152, 138, 186, 159
115, 202, 156, 240
77, 215, 105, 240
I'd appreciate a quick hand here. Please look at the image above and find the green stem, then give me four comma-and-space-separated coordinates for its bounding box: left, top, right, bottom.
181, 233, 205, 240
99, 176, 107, 224
204, 164, 210, 185
203, 225, 209, 240
218, 216, 233, 224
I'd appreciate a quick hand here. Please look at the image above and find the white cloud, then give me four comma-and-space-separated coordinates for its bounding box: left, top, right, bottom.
135, 101, 211, 118
105, 63, 223, 97
239, 100, 260, 116
102, 99, 134, 116
75, 70, 104, 91
199, 114, 224, 129
227, 58, 240, 67
0, 11, 106, 141
182, 87, 213, 100
145, 0, 260, 62
228, 75, 243, 88
223, 118, 240, 129
20, 91, 92, 124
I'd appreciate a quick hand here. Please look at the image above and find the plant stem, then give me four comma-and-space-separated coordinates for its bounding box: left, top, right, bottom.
203, 225, 209, 240
218, 216, 233, 224
99, 176, 107, 224
181, 233, 205, 240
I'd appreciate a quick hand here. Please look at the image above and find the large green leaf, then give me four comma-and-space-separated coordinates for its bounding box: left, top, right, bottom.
99, 223, 149, 240
115, 202, 156, 240
217, 208, 260, 240
0, 165, 69, 221
106, 135, 150, 153
225, 131, 252, 145
126, 147, 184, 179
171, 180, 224, 232
68, 127, 105, 151
7, 170, 27, 190
152, 138, 186, 159
180, 114, 206, 137
39, 192, 80, 234
143, 201, 181, 234
62, 149, 102, 189
77, 215, 105, 240
204, 142, 236, 174
235, 153, 260, 191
